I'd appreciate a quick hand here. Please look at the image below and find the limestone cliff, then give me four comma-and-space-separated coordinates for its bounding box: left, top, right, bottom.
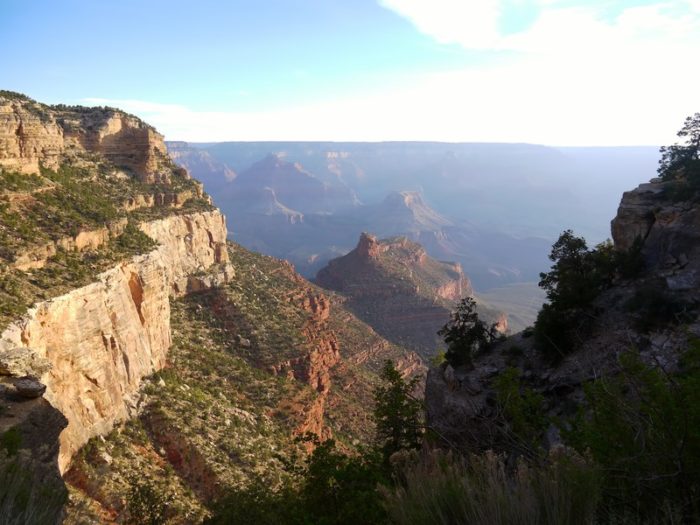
59, 243, 424, 522
0, 210, 231, 471
0, 92, 234, 487
0, 92, 180, 182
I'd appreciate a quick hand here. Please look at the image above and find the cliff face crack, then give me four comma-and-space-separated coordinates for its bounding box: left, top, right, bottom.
16, 122, 25, 157
644, 211, 658, 242
128, 272, 146, 325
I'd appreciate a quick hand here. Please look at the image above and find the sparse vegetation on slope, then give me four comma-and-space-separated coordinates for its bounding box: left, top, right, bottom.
65, 244, 423, 522
0, 225, 157, 328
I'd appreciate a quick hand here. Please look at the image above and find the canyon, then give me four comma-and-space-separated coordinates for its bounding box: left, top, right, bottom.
0, 93, 423, 523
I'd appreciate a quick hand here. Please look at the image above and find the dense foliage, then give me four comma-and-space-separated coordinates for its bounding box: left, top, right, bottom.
533, 231, 646, 361
534, 231, 612, 361
493, 367, 548, 454
566, 344, 700, 522
374, 361, 423, 460
438, 297, 498, 368
659, 112, 700, 197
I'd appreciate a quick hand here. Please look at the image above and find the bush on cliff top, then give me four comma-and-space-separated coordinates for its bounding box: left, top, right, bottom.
659, 112, 700, 198
534, 230, 646, 362
438, 297, 499, 368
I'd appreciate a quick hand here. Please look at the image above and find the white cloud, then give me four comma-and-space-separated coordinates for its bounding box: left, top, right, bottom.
378, 0, 503, 49
379, 0, 700, 56
84, 2, 700, 146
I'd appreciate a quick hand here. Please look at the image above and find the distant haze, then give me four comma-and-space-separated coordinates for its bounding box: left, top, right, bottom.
169, 141, 660, 294
3, 2, 696, 146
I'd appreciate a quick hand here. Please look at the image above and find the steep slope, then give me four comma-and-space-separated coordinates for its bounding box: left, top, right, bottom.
315, 233, 506, 358
63, 243, 424, 522
0, 93, 424, 523
0, 92, 230, 522
425, 175, 700, 453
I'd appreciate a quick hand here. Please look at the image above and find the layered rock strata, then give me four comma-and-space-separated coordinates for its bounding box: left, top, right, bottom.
0, 210, 231, 471
0, 94, 179, 181
612, 179, 700, 291
315, 233, 495, 358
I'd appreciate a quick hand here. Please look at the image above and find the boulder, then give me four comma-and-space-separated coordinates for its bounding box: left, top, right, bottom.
14, 377, 47, 399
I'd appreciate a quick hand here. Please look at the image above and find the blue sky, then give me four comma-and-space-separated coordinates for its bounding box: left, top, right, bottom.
1, 0, 699, 144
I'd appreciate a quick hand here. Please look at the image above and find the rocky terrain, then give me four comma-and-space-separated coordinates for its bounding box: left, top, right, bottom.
0, 93, 422, 523
61, 243, 423, 522
315, 232, 506, 358
425, 174, 700, 454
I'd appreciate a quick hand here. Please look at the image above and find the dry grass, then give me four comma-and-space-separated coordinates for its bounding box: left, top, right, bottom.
383, 447, 601, 525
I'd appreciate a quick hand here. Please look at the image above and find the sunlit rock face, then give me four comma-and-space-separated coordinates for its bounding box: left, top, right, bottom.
0, 94, 177, 181
0, 210, 231, 472
314, 233, 497, 358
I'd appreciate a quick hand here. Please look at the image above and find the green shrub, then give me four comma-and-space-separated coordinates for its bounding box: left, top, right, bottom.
373, 360, 423, 460
658, 113, 700, 197
438, 297, 497, 368
125, 474, 174, 525
494, 367, 548, 454
114, 222, 158, 253
535, 231, 650, 361
534, 232, 615, 361
0, 428, 22, 456
565, 345, 700, 522
0, 169, 45, 192
430, 351, 446, 367
625, 285, 694, 332
535, 302, 593, 363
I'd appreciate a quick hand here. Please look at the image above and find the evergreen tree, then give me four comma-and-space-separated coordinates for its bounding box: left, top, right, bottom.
373, 360, 423, 460
438, 297, 494, 368
658, 112, 700, 193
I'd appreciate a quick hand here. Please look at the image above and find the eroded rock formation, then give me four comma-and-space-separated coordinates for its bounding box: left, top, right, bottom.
612, 179, 700, 291
0, 94, 179, 181
314, 233, 499, 358
0, 210, 232, 471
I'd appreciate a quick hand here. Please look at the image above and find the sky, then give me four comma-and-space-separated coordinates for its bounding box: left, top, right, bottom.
1, 0, 698, 145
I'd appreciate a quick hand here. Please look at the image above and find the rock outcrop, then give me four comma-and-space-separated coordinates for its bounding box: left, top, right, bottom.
0, 210, 231, 471
426, 174, 700, 454
315, 233, 500, 358
0, 93, 179, 182
612, 179, 700, 291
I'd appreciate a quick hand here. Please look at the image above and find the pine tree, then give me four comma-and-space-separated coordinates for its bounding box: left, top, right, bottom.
373, 361, 422, 460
